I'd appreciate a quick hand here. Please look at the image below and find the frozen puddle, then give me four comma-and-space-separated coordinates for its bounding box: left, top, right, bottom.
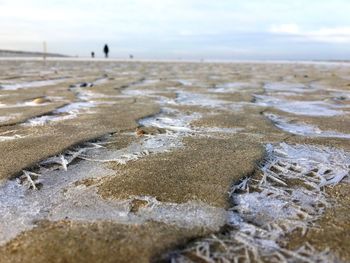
0, 114, 20, 123
76, 90, 117, 101
140, 108, 241, 136
23, 79, 103, 126
0, 92, 243, 245
254, 95, 344, 116
140, 108, 199, 133
55, 102, 95, 114
266, 113, 350, 139
120, 86, 175, 105
264, 82, 315, 93
84, 107, 237, 167
177, 79, 194, 86
174, 91, 227, 108
168, 91, 244, 111
0, 116, 13, 123
172, 143, 349, 262
211, 82, 258, 93
122, 89, 165, 97
0, 133, 227, 246
79, 133, 184, 165
23, 102, 95, 126
0, 78, 68, 90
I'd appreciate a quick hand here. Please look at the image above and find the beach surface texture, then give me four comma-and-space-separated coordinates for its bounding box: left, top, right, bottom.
0, 59, 349, 263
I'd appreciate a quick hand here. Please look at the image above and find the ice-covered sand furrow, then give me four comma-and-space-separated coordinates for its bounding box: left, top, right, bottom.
264, 82, 315, 93
0, 80, 247, 245
266, 113, 350, 139
0, 78, 69, 90
210, 82, 259, 93
22, 77, 110, 126
255, 94, 344, 116
172, 143, 349, 262
23, 102, 96, 126
0, 115, 19, 123
0, 136, 227, 245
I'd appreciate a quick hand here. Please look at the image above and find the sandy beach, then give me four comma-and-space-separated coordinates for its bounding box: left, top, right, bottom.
0, 59, 349, 262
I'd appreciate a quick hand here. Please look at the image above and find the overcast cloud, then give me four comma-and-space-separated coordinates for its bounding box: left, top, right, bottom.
1, 0, 350, 60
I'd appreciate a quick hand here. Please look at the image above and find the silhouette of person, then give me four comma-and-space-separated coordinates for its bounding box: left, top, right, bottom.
103, 44, 109, 58
91, 52, 95, 58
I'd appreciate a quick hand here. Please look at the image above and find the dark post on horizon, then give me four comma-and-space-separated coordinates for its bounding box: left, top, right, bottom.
103, 44, 109, 58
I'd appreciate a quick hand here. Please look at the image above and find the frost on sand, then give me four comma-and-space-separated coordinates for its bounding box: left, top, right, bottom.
171, 143, 349, 262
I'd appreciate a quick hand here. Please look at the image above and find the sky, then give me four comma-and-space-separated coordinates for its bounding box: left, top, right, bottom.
1, 0, 350, 60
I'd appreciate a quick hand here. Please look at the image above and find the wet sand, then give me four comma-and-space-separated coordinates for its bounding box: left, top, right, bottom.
0, 59, 349, 262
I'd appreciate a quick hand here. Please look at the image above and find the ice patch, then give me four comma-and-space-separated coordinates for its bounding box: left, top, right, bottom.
0, 160, 114, 245
0, 78, 68, 90
200, 127, 243, 134
80, 134, 182, 165
49, 188, 228, 231
80, 110, 197, 166
23, 102, 96, 126
122, 89, 158, 96
254, 95, 344, 116
76, 90, 112, 100
0, 115, 18, 123
211, 82, 257, 93
24, 114, 77, 126
177, 79, 193, 86
0, 140, 227, 245
55, 101, 95, 114
172, 143, 348, 262
170, 91, 236, 110
266, 113, 350, 138
262, 143, 350, 187
264, 82, 314, 93
139, 108, 199, 132
121, 88, 174, 105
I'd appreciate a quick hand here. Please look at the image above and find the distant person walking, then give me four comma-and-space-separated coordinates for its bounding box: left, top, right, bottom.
103, 44, 109, 58
91, 51, 95, 58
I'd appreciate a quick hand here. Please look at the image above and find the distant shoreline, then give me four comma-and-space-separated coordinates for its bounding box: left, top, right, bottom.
0, 49, 68, 58
0, 56, 349, 66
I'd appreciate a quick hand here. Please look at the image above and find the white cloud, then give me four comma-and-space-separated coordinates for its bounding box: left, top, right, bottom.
269, 24, 350, 43
307, 27, 350, 43
270, 24, 300, 34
